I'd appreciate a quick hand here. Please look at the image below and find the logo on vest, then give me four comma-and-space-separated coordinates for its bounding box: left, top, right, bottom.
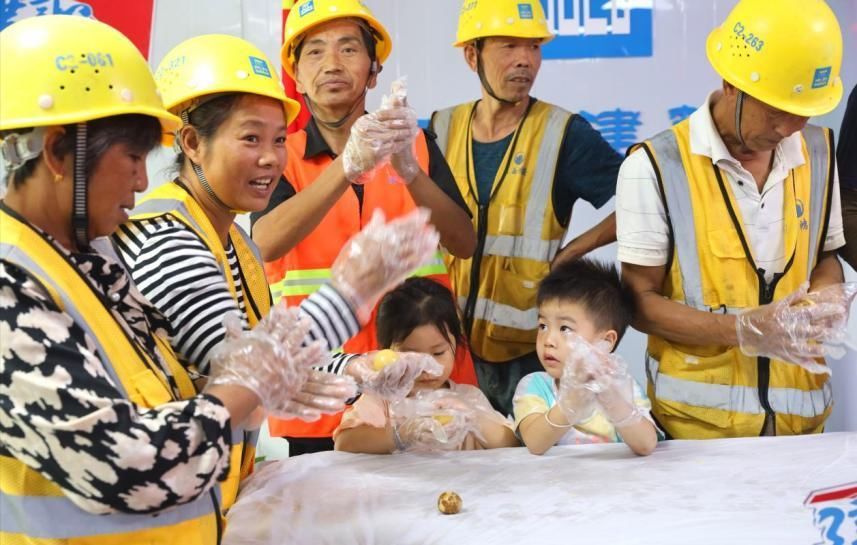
540, 0, 653, 60
804, 482, 857, 545
796, 199, 808, 231
511, 152, 527, 176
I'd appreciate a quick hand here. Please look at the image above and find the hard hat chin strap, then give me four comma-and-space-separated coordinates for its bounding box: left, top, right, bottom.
735, 90, 748, 149
72, 123, 90, 252
475, 43, 518, 107
302, 85, 368, 130
178, 109, 241, 214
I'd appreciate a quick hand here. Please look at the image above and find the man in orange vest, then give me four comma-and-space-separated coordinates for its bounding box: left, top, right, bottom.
251, 0, 478, 456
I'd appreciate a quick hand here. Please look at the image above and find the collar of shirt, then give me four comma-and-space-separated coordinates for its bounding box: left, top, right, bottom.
688, 92, 805, 191
302, 112, 370, 160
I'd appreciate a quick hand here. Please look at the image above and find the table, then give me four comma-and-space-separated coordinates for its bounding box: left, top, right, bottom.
224, 432, 857, 545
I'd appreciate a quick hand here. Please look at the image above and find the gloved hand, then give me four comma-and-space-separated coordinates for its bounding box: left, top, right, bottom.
556, 339, 597, 426
341, 102, 415, 184
389, 389, 481, 452
331, 207, 440, 323
736, 282, 857, 374
378, 78, 421, 184
207, 304, 357, 420
346, 350, 444, 400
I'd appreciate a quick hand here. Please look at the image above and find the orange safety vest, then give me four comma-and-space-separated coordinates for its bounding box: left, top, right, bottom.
264, 128, 478, 439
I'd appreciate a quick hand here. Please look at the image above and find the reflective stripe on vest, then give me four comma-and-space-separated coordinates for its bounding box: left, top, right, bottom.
272, 250, 448, 301
434, 101, 569, 361
0, 209, 219, 543
646, 355, 834, 418
640, 121, 833, 438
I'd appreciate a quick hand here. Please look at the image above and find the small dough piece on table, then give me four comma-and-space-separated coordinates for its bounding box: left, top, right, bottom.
437, 491, 462, 515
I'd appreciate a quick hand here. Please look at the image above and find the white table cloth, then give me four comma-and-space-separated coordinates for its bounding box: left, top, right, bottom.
225, 432, 857, 545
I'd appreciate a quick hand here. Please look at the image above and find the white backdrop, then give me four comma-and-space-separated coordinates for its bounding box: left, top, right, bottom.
3, 0, 855, 431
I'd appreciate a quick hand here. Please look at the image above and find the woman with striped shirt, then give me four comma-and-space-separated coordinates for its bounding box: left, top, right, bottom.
114, 36, 439, 460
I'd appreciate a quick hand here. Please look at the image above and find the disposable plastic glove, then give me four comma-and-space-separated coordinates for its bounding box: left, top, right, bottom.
341, 105, 415, 184
207, 305, 357, 420
389, 389, 482, 452
331, 207, 440, 323
736, 282, 857, 374
378, 78, 421, 183
346, 351, 444, 400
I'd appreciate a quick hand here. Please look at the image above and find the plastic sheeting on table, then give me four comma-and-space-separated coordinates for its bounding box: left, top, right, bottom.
224, 432, 857, 545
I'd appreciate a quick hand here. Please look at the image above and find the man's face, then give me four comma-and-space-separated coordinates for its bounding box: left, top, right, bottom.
726, 85, 809, 152
466, 36, 542, 103
294, 19, 377, 109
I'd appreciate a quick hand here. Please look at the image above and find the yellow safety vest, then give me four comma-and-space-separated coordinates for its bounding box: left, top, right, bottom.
636, 120, 835, 439
131, 180, 269, 507
0, 207, 226, 544
431, 99, 570, 362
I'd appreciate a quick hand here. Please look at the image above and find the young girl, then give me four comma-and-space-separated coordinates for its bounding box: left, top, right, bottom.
334, 278, 518, 453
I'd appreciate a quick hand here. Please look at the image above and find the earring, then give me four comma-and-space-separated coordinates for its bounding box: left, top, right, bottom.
53, 173, 64, 183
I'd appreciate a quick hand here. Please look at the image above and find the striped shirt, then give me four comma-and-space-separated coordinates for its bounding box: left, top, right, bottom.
114, 215, 358, 376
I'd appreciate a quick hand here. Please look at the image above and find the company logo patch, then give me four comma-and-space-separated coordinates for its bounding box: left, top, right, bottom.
812, 66, 832, 89
249, 56, 272, 78
796, 199, 804, 218
518, 3, 534, 20
299, 0, 315, 17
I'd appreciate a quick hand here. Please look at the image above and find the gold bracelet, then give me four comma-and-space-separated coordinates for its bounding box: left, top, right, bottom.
544, 408, 573, 429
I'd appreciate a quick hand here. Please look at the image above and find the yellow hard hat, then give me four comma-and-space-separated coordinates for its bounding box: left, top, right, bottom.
281, 0, 392, 79
155, 34, 301, 126
706, 0, 843, 117
0, 15, 179, 133
454, 0, 554, 47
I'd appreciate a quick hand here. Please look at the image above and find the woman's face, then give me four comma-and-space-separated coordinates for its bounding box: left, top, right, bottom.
393, 324, 457, 392
196, 94, 287, 212
87, 141, 149, 239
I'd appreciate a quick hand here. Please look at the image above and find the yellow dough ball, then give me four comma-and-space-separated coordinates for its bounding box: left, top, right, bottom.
437, 491, 462, 515
372, 349, 399, 371
433, 415, 453, 425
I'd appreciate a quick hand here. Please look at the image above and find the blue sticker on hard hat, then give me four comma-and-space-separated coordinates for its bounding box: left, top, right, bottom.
812, 67, 832, 89
518, 3, 533, 20
299, 0, 315, 17
250, 56, 272, 78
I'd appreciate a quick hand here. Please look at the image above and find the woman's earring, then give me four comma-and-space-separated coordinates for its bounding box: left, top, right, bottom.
53, 173, 64, 183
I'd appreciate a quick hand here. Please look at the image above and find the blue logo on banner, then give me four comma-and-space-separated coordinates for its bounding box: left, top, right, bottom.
2, 0, 93, 30
249, 56, 272, 78
668, 104, 696, 125
299, 0, 315, 17
518, 3, 534, 19
812, 66, 831, 89
540, 0, 653, 60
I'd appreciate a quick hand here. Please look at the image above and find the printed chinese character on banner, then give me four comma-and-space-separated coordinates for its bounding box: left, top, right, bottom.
541, 0, 653, 60
668, 104, 696, 125
580, 108, 642, 153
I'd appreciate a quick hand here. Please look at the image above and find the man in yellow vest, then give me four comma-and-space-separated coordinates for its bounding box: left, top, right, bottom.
251, 0, 478, 455
429, 0, 623, 416
618, 0, 854, 439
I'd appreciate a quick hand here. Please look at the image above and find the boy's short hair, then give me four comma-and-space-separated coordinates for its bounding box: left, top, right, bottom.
537, 257, 635, 343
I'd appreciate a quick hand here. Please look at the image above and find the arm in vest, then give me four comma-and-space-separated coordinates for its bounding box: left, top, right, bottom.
0, 263, 234, 515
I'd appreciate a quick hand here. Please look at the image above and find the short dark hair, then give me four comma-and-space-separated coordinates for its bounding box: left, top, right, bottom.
376, 277, 465, 349
174, 93, 241, 169
293, 18, 377, 67
537, 257, 635, 344
3, 114, 162, 188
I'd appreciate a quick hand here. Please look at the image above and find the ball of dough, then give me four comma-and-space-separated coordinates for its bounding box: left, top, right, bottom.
437, 491, 462, 515
373, 349, 399, 371
433, 415, 453, 425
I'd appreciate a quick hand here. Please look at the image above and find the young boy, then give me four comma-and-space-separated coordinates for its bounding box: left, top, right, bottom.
514, 258, 659, 456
